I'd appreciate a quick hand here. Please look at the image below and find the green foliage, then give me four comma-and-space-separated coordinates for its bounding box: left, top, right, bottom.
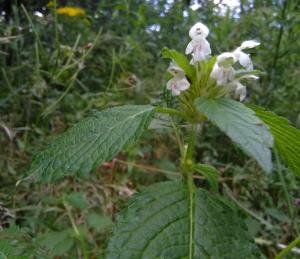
193, 163, 219, 192
0, 1, 299, 258
0, 226, 21, 258
87, 213, 113, 233
37, 229, 75, 258
162, 47, 196, 79
26, 105, 155, 182
0, 226, 39, 258
195, 97, 273, 172
65, 192, 87, 210
248, 105, 300, 176
107, 181, 261, 258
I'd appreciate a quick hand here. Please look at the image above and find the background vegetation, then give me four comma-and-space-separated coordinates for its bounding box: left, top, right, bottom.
0, 0, 299, 258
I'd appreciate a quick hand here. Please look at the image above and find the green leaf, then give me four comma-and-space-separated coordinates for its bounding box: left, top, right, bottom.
195, 97, 273, 172
162, 47, 195, 79
87, 213, 112, 232
37, 230, 74, 257
0, 226, 32, 259
26, 105, 155, 182
107, 181, 261, 258
248, 105, 300, 175
65, 192, 87, 210
194, 163, 219, 191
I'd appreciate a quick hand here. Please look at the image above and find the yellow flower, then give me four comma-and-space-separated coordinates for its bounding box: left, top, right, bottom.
56, 6, 86, 17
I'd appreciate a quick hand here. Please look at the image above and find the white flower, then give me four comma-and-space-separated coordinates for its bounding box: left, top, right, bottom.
186, 22, 211, 62
210, 52, 236, 85
167, 62, 185, 78
166, 62, 190, 96
234, 81, 247, 102
188, 22, 209, 39
166, 77, 190, 96
233, 40, 260, 71
230, 74, 259, 102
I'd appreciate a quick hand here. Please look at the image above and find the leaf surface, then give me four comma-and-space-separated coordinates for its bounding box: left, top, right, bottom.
194, 163, 219, 191
107, 181, 261, 259
248, 105, 300, 175
26, 105, 155, 182
37, 230, 74, 257
162, 47, 196, 79
195, 97, 273, 172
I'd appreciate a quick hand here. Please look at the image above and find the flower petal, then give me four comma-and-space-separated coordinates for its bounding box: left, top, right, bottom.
167, 62, 185, 77
166, 77, 190, 96
172, 88, 181, 96
238, 52, 253, 71
193, 48, 206, 62
189, 22, 209, 39
210, 57, 235, 86
217, 52, 236, 67
166, 79, 174, 90
185, 41, 193, 54
240, 40, 260, 50
191, 40, 211, 62
241, 74, 259, 80
210, 64, 220, 79
235, 82, 247, 102
177, 78, 190, 91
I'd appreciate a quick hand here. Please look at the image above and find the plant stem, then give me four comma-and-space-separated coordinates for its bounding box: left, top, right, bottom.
275, 236, 300, 259
187, 166, 195, 259
53, 0, 60, 66
182, 124, 197, 259
170, 117, 184, 158
186, 125, 196, 161
63, 201, 89, 259
107, 48, 116, 90
1, 68, 13, 92
155, 106, 187, 119
272, 0, 288, 69
52, 34, 81, 81
21, 5, 43, 56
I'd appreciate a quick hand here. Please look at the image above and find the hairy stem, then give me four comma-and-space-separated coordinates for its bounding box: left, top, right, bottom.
182, 124, 197, 259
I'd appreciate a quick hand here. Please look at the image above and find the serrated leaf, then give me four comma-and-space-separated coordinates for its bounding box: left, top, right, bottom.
195, 97, 273, 172
107, 181, 261, 258
26, 105, 155, 182
194, 163, 219, 191
162, 47, 196, 79
248, 105, 300, 175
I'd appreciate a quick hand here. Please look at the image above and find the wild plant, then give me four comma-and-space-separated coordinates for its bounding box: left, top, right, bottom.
21, 22, 300, 258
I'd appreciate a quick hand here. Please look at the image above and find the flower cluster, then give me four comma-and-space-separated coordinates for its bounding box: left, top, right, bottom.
166, 22, 260, 102
211, 40, 260, 101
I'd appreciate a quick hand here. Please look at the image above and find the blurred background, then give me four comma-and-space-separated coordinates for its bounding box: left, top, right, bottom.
0, 0, 299, 258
